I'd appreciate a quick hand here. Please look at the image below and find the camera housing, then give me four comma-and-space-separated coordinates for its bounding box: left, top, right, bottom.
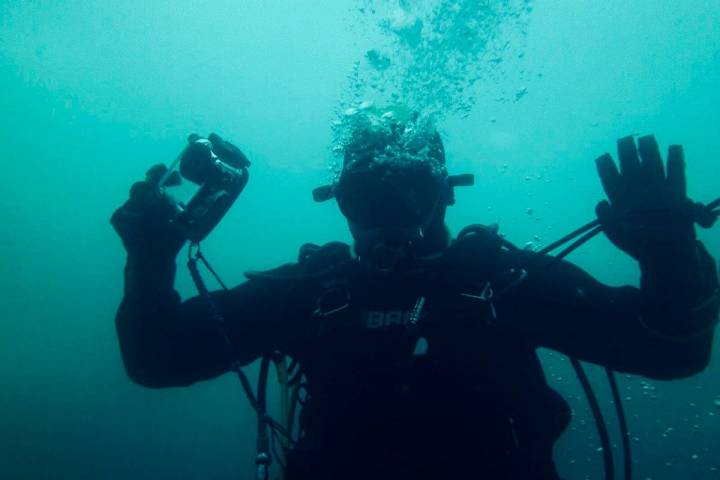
163, 135, 249, 243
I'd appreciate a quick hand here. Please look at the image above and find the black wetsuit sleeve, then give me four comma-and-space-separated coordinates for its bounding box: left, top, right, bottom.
495, 241, 719, 379
115, 254, 305, 388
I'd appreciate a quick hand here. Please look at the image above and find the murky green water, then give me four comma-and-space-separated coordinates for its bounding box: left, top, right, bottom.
1, 1, 718, 478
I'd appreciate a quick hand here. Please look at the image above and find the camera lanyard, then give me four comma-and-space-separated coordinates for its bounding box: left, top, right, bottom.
186, 241, 274, 480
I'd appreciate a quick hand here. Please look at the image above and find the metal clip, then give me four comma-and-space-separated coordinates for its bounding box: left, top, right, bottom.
409, 296, 426, 326
461, 281, 494, 302
313, 286, 351, 317
461, 281, 498, 323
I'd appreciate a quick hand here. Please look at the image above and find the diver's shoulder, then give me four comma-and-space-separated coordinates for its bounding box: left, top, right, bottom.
244, 241, 354, 282
446, 224, 550, 272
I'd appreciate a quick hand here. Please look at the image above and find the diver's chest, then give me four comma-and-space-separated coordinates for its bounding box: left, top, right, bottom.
306, 277, 499, 366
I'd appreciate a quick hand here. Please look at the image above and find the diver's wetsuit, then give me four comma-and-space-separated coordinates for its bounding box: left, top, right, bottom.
116, 231, 719, 480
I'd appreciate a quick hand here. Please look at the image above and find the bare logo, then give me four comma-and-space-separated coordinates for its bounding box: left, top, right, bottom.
364, 310, 426, 329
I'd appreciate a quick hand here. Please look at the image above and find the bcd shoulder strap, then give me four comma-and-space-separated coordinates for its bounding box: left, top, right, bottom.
244, 241, 354, 282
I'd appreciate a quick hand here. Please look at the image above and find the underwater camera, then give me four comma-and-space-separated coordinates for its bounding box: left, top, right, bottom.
159, 134, 250, 243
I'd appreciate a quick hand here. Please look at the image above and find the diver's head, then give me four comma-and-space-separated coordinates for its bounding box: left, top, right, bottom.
313, 108, 473, 270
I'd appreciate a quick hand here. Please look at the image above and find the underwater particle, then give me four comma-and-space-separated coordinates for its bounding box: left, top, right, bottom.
523, 241, 535, 251
526, 207, 534, 215
366, 49, 391, 71
515, 87, 528, 101
713, 398, 720, 409
692, 454, 700, 460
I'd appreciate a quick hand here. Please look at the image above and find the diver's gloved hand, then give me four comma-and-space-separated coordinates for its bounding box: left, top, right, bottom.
595, 135, 696, 262
208, 133, 251, 169
111, 163, 185, 261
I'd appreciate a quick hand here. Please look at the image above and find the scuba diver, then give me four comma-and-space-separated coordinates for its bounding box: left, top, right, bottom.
111, 114, 719, 480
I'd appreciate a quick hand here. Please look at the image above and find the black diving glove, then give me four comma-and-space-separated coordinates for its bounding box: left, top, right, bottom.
110, 164, 185, 262
595, 135, 696, 262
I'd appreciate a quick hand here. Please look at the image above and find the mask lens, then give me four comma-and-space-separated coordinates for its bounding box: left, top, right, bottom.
336, 165, 444, 229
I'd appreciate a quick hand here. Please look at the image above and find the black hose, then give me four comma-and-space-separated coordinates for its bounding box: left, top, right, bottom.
257, 356, 270, 430
255, 356, 272, 480
288, 387, 300, 440
554, 226, 604, 260
236, 369, 260, 412
539, 219, 601, 256
606, 369, 632, 480
539, 225, 604, 271
571, 358, 615, 480
538, 227, 628, 480
287, 359, 299, 376
271, 427, 287, 471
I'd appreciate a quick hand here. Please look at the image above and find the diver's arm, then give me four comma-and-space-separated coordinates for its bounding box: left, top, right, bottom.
637, 240, 719, 341
501, 134, 719, 379
115, 254, 302, 388
115, 253, 230, 388
495, 244, 718, 379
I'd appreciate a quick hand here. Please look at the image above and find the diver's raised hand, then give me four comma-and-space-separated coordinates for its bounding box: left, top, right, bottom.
111, 164, 185, 261
595, 135, 696, 261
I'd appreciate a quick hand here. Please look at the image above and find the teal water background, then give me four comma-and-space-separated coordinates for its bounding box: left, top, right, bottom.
1, 1, 719, 479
